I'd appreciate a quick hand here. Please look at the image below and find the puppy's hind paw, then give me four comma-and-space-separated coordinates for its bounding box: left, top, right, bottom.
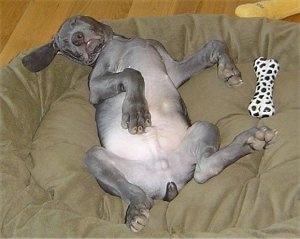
247, 126, 278, 151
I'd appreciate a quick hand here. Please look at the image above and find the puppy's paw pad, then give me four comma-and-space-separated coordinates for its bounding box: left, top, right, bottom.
218, 63, 243, 87
226, 74, 243, 87
247, 127, 278, 150
127, 208, 150, 232
122, 99, 151, 135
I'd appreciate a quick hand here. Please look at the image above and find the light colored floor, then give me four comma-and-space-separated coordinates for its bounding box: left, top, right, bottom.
0, 0, 299, 67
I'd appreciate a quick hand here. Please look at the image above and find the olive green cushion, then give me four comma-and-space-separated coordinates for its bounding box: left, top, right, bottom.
1, 14, 299, 237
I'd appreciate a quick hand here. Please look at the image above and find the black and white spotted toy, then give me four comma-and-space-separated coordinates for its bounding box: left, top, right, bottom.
248, 57, 280, 118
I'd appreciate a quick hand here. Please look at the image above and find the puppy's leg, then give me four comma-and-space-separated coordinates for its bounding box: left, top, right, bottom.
151, 39, 241, 87
194, 126, 278, 183
85, 146, 153, 232
89, 68, 151, 134
171, 121, 220, 187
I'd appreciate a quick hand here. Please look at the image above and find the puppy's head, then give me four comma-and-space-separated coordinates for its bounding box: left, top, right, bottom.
22, 15, 113, 72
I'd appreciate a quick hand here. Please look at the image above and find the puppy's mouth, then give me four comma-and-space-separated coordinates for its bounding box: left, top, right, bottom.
85, 38, 104, 65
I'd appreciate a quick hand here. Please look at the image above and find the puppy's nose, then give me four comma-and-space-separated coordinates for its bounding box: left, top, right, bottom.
72, 31, 84, 46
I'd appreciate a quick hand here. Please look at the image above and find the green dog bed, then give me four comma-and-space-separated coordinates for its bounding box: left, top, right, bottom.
1, 14, 299, 237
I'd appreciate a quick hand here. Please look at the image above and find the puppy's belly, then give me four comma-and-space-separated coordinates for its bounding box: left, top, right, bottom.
104, 124, 189, 198
96, 93, 191, 198
103, 109, 187, 162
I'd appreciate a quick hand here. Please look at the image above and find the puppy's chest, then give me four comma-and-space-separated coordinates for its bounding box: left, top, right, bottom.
112, 43, 165, 74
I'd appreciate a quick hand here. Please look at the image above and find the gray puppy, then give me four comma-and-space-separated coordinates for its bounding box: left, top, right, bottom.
22, 15, 277, 232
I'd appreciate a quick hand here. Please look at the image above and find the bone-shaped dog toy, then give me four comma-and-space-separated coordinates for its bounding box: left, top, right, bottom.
248, 57, 280, 118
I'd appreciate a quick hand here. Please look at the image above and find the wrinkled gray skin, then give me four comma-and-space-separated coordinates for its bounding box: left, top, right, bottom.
22, 15, 277, 232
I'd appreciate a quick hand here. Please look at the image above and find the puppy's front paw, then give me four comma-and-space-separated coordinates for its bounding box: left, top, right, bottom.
121, 96, 151, 134
218, 57, 243, 87
126, 205, 150, 232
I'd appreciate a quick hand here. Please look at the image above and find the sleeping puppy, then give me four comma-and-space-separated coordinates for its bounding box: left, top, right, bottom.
22, 15, 277, 232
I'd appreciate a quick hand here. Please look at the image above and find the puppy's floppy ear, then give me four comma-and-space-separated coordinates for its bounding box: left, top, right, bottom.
22, 41, 59, 72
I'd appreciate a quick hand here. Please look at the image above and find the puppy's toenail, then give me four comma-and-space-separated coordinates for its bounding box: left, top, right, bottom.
138, 126, 143, 133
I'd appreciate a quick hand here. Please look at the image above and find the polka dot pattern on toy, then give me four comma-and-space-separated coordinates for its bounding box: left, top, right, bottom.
248, 57, 280, 118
